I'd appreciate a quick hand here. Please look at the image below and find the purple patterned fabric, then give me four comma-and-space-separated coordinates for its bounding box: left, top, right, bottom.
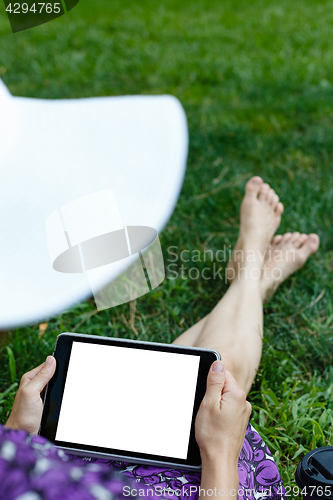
0, 426, 154, 500
82, 424, 286, 500
0, 423, 286, 500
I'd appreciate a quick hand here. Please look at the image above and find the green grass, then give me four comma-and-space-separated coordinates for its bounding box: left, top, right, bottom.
1, 0, 333, 491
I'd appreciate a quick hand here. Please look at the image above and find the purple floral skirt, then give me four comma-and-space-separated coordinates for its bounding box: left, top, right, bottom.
81, 424, 286, 500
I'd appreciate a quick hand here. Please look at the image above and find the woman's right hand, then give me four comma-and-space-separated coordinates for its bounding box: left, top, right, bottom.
195, 360, 252, 467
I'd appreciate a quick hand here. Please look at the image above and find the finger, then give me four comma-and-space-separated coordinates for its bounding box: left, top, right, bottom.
204, 361, 226, 405
221, 370, 239, 393
222, 370, 247, 403
27, 356, 56, 393
20, 362, 46, 388
221, 370, 243, 398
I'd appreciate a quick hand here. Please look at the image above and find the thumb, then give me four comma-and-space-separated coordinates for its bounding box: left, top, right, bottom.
204, 360, 226, 403
28, 356, 56, 393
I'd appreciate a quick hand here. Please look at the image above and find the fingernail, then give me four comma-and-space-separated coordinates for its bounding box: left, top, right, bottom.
212, 361, 224, 373
45, 356, 53, 367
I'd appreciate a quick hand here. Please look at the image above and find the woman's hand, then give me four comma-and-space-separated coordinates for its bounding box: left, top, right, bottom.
5, 356, 56, 435
195, 360, 252, 497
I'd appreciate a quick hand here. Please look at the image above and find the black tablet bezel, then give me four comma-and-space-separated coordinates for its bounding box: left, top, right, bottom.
40, 332, 220, 469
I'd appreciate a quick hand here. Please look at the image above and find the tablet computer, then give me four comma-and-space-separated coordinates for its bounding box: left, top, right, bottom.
40, 332, 220, 470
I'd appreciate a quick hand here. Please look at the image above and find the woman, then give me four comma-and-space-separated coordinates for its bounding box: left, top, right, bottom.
3, 177, 320, 500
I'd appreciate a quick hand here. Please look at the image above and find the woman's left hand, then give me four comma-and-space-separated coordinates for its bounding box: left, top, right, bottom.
5, 356, 56, 435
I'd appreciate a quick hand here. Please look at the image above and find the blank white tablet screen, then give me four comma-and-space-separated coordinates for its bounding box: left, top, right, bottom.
55, 342, 200, 459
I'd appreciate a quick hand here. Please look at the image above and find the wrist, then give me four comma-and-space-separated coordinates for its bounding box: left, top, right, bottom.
201, 455, 238, 478
5, 416, 19, 431
200, 447, 239, 471
200, 456, 239, 498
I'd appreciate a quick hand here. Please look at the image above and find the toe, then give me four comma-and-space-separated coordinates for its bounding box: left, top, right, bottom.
282, 232, 293, 243
272, 234, 283, 245
258, 183, 270, 201
291, 232, 301, 244
296, 234, 320, 264
267, 188, 276, 205
296, 233, 309, 248
301, 234, 320, 254
245, 176, 263, 197
275, 202, 284, 215
272, 193, 279, 208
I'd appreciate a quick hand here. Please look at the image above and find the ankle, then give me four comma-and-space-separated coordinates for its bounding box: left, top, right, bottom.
260, 280, 277, 301
230, 244, 266, 265
229, 261, 263, 282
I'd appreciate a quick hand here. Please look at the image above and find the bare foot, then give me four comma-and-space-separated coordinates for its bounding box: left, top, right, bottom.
260, 232, 320, 300
226, 176, 284, 280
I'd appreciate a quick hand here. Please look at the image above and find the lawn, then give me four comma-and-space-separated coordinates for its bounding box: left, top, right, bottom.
1, 0, 333, 491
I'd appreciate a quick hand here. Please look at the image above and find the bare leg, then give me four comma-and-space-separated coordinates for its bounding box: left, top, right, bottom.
174, 177, 282, 393
196, 278, 263, 394
173, 177, 319, 394
172, 316, 208, 347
